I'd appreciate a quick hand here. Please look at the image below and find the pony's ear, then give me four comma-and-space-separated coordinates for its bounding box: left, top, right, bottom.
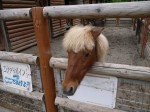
91, 27, 104, 39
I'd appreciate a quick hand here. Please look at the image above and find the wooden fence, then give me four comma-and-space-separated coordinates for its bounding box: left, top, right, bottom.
0, 51, 45, 111
50, 57, 150, 112
0, 1, 150, 112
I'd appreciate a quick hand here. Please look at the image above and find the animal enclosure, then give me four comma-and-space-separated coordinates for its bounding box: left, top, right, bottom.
0, 1, 150, 112
0, 51, 45, 112
46, 1, 150, 112
50, 57, 150, 112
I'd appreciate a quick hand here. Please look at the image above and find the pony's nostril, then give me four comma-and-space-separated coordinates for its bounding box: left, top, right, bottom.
68, 87, 74, 93
63, 86, 75, 96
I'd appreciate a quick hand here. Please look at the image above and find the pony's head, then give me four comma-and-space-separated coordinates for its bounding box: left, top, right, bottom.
62, 25, 109, 96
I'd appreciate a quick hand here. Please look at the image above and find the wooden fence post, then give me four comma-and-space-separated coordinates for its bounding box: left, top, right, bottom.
32, 7, 58, 112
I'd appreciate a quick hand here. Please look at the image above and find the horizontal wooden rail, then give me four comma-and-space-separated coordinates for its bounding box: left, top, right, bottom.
0, 82, 44, 101
0, 51, 39, 65
0, 1, 150, 20
0, 8, 31, 20
55, 97, 125, 112
50, 57, 150, 81
43, 1, 150, 19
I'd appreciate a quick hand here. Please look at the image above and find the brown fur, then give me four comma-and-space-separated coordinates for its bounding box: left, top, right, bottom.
62, 25, 109, 95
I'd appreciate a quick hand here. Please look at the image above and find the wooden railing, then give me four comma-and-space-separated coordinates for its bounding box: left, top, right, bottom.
0, 1, 150, 112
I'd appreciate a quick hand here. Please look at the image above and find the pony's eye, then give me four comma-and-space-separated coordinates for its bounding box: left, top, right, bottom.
84, 53, 90, 57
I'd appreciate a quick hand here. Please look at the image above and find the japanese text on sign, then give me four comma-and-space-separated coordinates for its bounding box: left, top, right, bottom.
1, 61, 33, 92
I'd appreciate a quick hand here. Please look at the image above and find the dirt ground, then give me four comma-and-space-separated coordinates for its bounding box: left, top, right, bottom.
3, 26, 150, 112
22, 27, 150, 67
0, 106, 15, 112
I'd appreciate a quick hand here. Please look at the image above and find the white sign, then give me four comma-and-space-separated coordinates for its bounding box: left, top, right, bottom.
1, 61, 33, 92
68, 74, 118, 108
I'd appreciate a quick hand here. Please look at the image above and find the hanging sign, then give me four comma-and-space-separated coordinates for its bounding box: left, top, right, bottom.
1, 61, 33, 92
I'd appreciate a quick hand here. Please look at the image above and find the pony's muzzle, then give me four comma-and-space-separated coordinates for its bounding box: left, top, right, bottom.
63, 86, 77, 96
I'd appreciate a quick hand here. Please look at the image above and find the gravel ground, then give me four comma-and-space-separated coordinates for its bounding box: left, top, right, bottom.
22, 27, 150, 67
0, 106, 15, 112
3, 26, 149, 112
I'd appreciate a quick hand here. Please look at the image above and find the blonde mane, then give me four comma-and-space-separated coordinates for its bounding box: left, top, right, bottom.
63, 25, 109, 61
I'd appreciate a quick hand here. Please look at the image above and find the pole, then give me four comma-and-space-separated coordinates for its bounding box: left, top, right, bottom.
32, 7, 58, 112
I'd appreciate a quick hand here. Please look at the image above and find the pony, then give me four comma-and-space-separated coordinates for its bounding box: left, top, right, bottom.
62, 25, 109, 96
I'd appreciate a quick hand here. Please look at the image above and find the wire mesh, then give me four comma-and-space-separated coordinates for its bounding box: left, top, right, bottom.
116, 78, 150, 112
0, 90, 43, 112
0, 64, 45, 112
55, 69, 150, 112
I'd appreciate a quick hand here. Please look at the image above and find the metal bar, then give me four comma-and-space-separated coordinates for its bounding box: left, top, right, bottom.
43, 1, 150, 19
32, 7, 58, 112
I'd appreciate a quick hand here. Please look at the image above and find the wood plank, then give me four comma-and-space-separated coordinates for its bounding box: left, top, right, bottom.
10, 33, 35, 41
11, 39, 36, 49
32, 7, 57, 112
43, 1, 150, 19
8, 26, 34, 34
0, 8, 31, 20
6, 22, 33, 30
13, 42, 36, 52
50, 58, 150, 81
2, 4, 36, 8
55, 97, 125, 112
5, 20, 32, 25
9, 29, 34, 38
0, 81, 44, 101
2, 0, 35, 4
11, 36, 35, 46
0, 51, 38, 65
53, 31, 66, 37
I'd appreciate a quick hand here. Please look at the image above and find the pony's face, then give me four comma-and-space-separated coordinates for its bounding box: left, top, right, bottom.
63, 48, 97, 95
62, 25, 106, 96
